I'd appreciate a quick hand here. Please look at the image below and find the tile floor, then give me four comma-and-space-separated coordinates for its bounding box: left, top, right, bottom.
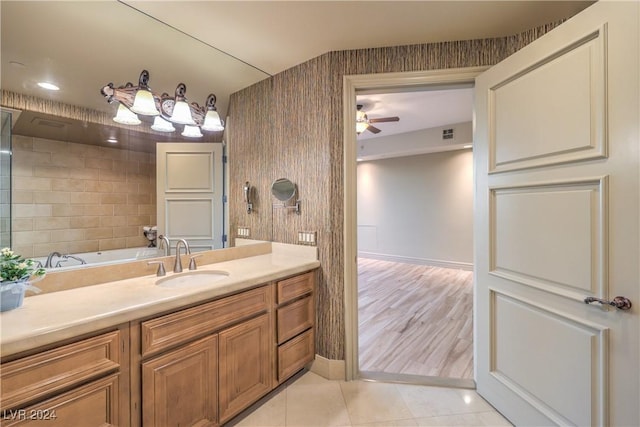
229, 371, 513, 427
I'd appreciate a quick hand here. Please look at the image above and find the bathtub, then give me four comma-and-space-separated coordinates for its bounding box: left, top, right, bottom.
36, 247, 163, 270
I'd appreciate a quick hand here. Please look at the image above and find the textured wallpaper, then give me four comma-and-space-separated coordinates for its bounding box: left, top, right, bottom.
228, 23, 563, 360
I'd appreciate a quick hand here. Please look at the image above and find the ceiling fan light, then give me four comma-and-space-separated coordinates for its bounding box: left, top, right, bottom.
151, 116, 175, 132
201, 110, 224, 131
182, 124, 203, 138
113, 103, 141, 125
130, 89, 159, 116
355, 120, 369, 134
170, 100, 196, 125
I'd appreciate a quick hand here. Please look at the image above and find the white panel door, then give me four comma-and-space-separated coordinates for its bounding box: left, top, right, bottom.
474, 2, 638, 426
157, 143, 223, 251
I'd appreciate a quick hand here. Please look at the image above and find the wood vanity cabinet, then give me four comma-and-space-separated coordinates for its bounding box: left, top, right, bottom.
0, 327, 129, 427
275, 271, 315, 383
136, 284, 274, 427
0, 270, 316, 427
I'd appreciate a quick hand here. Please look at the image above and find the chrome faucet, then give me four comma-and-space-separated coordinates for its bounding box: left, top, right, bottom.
55, 254, 87, 267
44, 251, 62, 268
173, 239, 191, 273
158, 235, 171, 256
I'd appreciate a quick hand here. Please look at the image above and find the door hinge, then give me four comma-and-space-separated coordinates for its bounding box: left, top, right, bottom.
222, 155, 228, 163
222, 234, 228, 243
223, 195, 228, 203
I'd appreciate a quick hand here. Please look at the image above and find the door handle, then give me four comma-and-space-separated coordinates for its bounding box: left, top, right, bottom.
584, 296, 632, 310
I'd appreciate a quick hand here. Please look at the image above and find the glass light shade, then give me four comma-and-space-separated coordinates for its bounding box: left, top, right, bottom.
151, 116, 175, 132
130, 89, 159, 116
355, 120, 369, 134
170, 100, 196, 125
113, 103, 141, 125
201, 110, 224, 131
182, 125, 203, 138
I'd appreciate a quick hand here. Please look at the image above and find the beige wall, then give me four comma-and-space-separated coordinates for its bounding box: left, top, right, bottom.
357, 150, 474, 267
11, 135, 156, 258
228, 23, 563, 360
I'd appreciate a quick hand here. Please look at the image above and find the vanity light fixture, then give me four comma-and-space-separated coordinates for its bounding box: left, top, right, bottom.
151, 116, 175, 133
113, 103, 142, 125
201, 95, 224, 131
100, 69, 225, 138
168, 83, 196, 125
129, 70, 160, 116
182, 125, 203, 138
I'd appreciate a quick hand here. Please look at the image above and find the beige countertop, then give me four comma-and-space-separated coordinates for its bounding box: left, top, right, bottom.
0, 243, 319, 358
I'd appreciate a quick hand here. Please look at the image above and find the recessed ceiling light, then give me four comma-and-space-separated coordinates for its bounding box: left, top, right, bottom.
37, 82, 60, 91
463, 144, 473, 149
107, 137, 118, 144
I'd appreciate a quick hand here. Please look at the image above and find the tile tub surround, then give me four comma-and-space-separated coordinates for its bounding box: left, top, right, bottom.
0, 242, 319, 357
11, 135, 156, 258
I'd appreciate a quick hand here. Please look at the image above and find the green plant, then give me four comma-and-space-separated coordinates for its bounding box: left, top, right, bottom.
0, 248, 46, 283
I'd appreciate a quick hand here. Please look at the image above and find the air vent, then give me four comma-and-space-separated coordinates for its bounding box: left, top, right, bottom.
442, 128, 454, 140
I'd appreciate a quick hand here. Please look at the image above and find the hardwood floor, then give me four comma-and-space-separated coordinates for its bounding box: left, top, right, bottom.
358, 258, 474, 380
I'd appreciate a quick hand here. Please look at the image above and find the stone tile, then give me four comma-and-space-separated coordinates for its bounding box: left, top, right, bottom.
232, 388, 287, 427
397, 384, 493, 418
286, 381, 352, 426
341, 381, 413, 425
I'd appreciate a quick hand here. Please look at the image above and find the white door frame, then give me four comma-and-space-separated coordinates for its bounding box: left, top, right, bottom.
343, 67, 488, 380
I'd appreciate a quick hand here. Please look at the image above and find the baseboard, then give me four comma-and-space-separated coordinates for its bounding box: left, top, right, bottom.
358, 251, 473, 271
309, 355, 346, 380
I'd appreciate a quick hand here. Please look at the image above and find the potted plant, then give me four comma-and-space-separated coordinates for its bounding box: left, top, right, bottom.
0, 248, 45, 312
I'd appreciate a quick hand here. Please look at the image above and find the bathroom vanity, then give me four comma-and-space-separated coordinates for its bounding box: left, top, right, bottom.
0, 243, 318, 426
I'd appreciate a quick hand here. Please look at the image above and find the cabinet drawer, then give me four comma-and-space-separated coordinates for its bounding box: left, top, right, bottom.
276, 272, 314, 304
277, 296, 314, 344
1, 374, 120, 427
141, 285, 270, 357
0, 331, 121, 411
277, 329, 314, 382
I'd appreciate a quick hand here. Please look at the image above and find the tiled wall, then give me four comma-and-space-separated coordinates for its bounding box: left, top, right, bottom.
1, 112, 11, 248
11, 135, 156, 258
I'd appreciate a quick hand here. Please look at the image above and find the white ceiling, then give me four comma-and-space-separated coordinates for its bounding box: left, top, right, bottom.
356, 88, 474, 140
1, 1, 593, 143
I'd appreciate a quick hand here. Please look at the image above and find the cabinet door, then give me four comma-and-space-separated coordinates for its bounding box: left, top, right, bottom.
218, 313, 272, 424
142, 335, 218, 427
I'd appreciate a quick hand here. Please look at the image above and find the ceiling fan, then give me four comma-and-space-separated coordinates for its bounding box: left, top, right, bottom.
356, 104, 400, 134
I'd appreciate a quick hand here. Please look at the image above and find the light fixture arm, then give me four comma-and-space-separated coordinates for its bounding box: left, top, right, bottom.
174, 82, 187, 100
138, 69, 151, 89
206, 94, 217, 110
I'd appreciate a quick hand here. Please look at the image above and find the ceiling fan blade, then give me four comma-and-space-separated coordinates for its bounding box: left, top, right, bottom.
368, 116, 400, 123
367, 125, 382, 134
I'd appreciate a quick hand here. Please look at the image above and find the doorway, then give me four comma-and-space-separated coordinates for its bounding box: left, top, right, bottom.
342, 67, 487, 382
355, 88, 475, 385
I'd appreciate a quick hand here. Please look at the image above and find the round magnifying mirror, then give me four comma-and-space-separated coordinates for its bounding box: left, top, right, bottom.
271, 178, 296, 202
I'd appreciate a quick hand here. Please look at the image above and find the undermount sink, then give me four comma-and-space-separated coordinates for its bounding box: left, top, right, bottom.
156, 270, 230, 288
